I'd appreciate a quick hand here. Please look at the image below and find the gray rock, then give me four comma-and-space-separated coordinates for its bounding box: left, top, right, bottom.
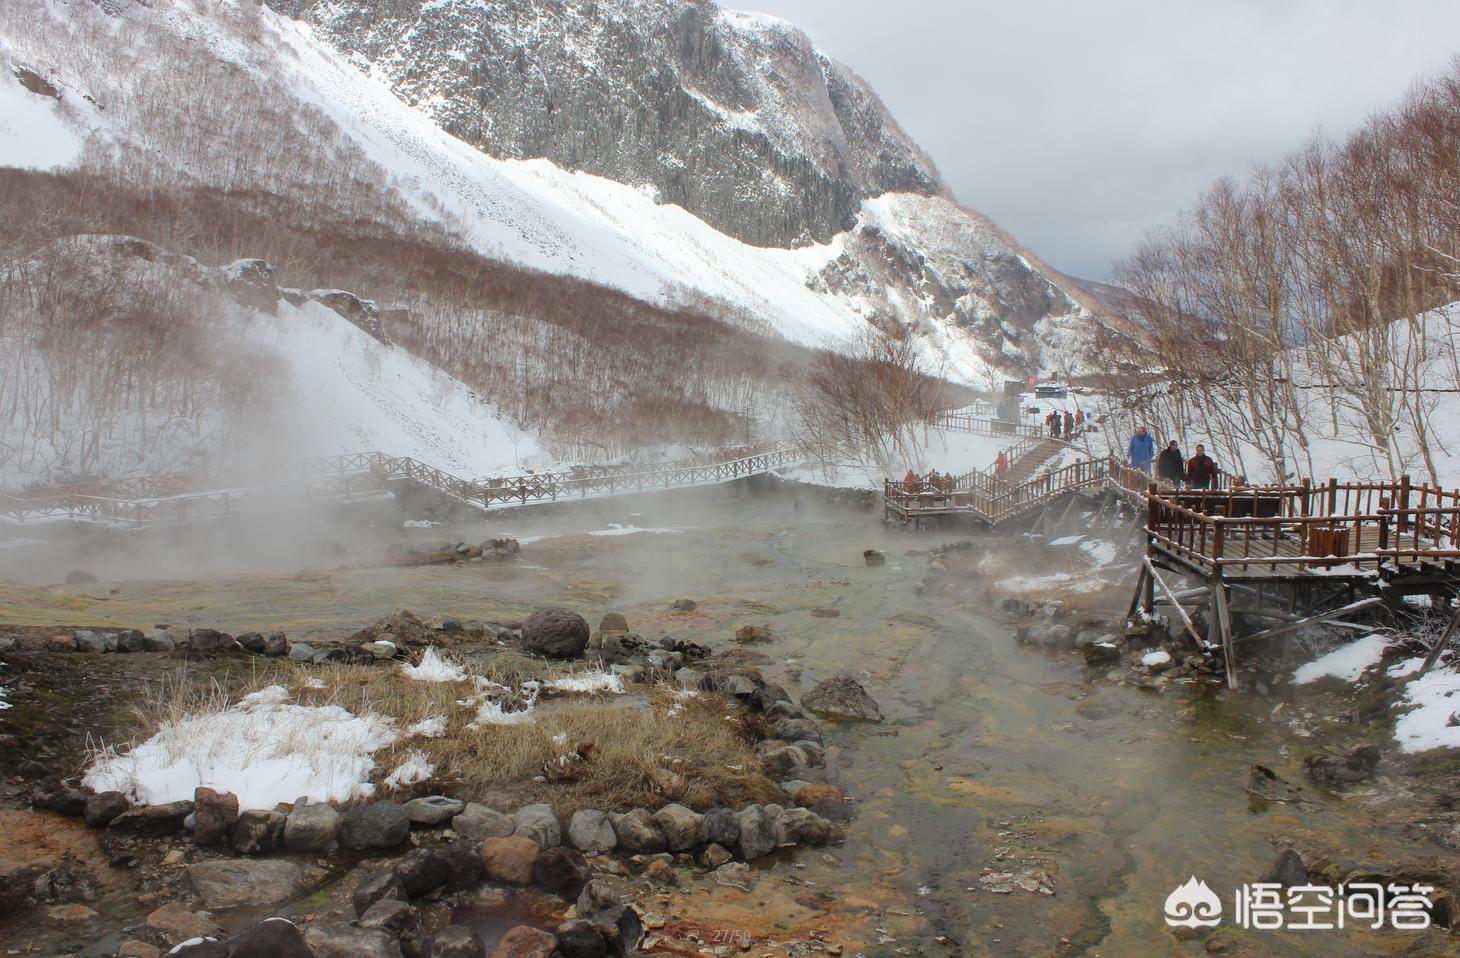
566, 809, 617, 854
425, 925, 484, 958
284, 802, 341, 852
187, 858, 318, 910
362, 640, 398, 659
451, 803, 515, 841
359, 897, 418, 935
263, 632, 289, 656
1082, 641, 1122, 666
232, 809, 285, 854
774, 717, 822, 743
512, 803, 561, 847
404, 795, 465, 826
227, 918, 313, 958
394, 847, 451, 897
143, 629, 177, 652
235, 632, 267, 653
110, 800, 193, 834
99, 631, 119, 652
340, 801, 411, 849
1025, 623, 1074, 649
187, 629, 235, 653
533, 846, 592, 898
304, 925, 403, 958
778, 807, 836, 846
73, 630, 105, 653
1260, 848, 1308, 888
287, 642, 316, 661
735, 804, 778, 861
703, 807, 740, 848
554, 919, 607, 957
652, 804, 706, 852
84, 791, 130, 828
801, 674, 883, 722
521, 608, 590, 659
353, 869, 407, 918
610, 809, 665, 854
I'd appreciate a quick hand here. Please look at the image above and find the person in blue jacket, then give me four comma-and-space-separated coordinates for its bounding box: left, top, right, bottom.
1127, 425, 1155, 472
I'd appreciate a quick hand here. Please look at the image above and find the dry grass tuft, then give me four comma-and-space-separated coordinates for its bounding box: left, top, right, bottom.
123, 659, 781, 817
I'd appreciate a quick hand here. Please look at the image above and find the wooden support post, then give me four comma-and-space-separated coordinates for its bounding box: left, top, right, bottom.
1300, 477, 1311, 517
1327, 477, 1338, 515
1417, 600, 1460, 678
1127, 563, 1149, 623
1146, 558, 1210, 649
1235, 596, 1386, 646
1210, 572, 1238, 690
1398, 475, 1411, 534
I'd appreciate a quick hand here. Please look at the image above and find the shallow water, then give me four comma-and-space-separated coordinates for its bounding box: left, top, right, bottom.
0, 481, 1446, 955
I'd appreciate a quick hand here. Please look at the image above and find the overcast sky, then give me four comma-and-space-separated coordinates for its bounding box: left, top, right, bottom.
731, 0, 1460, 280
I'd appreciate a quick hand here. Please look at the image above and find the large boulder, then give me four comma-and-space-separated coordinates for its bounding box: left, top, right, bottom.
566, 809, 617, 854
339, 802, 410, 850
652, 804, 706, 852
83, 791, 130, 828
703, 807, 740, 848
394, 847, 452, 898
1260, 848, 1308, 888
231, 809, 285, 854
30, 778, 88, 817
192, 787, 238, 846
1303, 744, 1381, 788
609, 809, 665, 854
512, 804, 561, 848
800, 674, 883, 722
284, 802, 341, 852
187, 629, 236, 653
479, 836, 540, 884
521, 609, 590, 659
110, 800, 193, 835
227, 918, 314, 958
405, 795, 465, 826
532, 847, 592, 898
145, 902, 221, 943
735, 805, 778, 861
453, 803, 515, 841
187, 859, 318, 910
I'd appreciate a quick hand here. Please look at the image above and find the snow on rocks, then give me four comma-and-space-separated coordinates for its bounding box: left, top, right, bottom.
1292, 633, 1389, 685
1394, 665, 1460, 753
82, 685, 399, 809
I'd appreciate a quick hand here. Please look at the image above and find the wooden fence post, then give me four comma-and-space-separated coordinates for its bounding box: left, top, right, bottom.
1398, 475, 1411, 534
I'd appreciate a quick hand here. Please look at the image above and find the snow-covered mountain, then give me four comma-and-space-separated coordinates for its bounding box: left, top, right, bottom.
0, 0, 1095, 482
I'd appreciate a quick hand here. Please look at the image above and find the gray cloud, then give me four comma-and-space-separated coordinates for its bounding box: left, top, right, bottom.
728, 0, 1460, 279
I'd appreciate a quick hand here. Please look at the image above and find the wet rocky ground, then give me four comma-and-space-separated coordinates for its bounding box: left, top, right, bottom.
1, 481, 1459, 956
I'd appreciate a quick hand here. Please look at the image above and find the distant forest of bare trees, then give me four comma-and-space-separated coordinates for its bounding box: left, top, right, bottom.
1091, 61, 1460, 485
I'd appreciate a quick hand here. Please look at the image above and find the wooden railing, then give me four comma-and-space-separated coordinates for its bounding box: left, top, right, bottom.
934, 411, 1041, 439
0, 445, 810, 527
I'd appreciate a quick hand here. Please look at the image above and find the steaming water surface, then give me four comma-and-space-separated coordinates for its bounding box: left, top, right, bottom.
1, 484, 1435, 955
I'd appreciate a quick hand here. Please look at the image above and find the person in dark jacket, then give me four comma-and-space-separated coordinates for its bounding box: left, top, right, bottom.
1156, 440, 1185, 487
1186, 444, 1217, 490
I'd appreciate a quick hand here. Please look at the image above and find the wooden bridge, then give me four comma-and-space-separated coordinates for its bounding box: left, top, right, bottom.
0, 444, 809, 528
884, 448, 1460, 689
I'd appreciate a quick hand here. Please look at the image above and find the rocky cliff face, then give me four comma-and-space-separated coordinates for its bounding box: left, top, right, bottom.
266, 0, 946, 248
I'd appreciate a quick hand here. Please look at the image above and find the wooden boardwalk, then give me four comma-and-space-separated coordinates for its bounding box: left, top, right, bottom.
885, 452, 1460, 689
0, 444, 808, 528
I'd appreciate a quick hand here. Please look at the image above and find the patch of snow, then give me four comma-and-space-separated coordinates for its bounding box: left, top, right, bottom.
1292, 633, 1389, 685
586, 524, 681, 537
469, 699, 537, 726
546, 670, 625, 694
1050, 535, 1085, 546
405, 715, 447, 738
401, 647, 466, 682
403, 520, 440, 528
0, 536, 45, 549
303, 677, 327, 690
1141, 650, 1172, 667
1388, 657, 1426, 678
82, 685, 398, 809
0, 58, 82, 170
0, 687, 11, 710
1393, 665, 1460, 753
1080, 540, 1119, 566
384, 749, 434, 787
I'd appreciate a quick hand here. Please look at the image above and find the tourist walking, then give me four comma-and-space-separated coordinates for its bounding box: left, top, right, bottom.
1062, 411, 1074, 440
994, 450, 1009, 478
1186, 444, 1217, 490
1126, 426, 1155, 472
903, 469, 918, 493
1156, 440, 1185, 487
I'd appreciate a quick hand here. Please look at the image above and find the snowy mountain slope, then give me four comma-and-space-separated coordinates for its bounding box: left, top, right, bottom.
1, 0, 1086, 383
0, 237, 554, 486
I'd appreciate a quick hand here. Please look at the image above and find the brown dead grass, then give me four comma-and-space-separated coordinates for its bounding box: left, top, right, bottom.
122, 658, 782, 818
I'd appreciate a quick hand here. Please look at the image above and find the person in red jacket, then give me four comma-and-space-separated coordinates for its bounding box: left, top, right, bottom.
1186, 444, 1218, 490
994, 451, 1009, 478
903, 469, 919, 493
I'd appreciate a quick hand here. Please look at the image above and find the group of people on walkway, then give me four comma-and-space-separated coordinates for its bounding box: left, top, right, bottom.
1126, 425, 1219, 490
901, 469, 953, 494
1044, 409, 1084, 440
